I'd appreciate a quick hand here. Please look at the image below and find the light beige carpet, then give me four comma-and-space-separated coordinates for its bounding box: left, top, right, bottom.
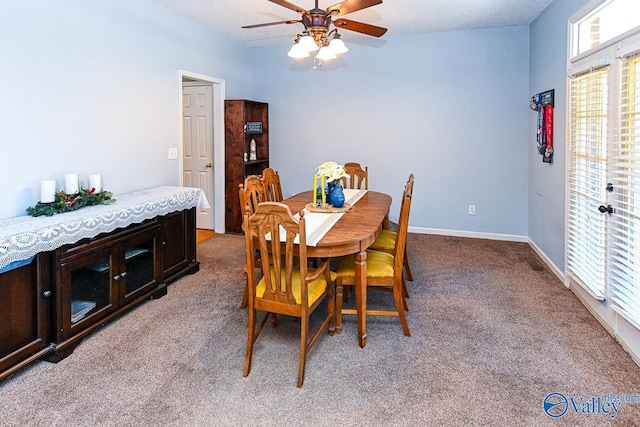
0, 233, 638, 426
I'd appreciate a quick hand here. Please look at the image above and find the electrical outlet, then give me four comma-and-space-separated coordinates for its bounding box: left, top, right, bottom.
168, 147, 178, 160
469, 205, 476, 215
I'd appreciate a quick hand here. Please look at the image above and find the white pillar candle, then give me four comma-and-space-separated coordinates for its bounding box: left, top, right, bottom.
65, 173, 79, 194
89, 174, 102, 192
40, 180, 56, 203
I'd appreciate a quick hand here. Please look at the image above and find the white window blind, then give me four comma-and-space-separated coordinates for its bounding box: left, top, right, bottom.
610, 52, 640, 328
567, 67, 609, 300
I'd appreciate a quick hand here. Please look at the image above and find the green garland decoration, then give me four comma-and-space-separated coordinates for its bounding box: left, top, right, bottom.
27, 188, 116, 217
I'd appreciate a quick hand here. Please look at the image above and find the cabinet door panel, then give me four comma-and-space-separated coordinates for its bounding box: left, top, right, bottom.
0, 255, 52, 376
162, 211, 187, 272
160, 209, 196, 282
120, 225, 160, 304
0, 259, 38, 356
61, 247, 115, 339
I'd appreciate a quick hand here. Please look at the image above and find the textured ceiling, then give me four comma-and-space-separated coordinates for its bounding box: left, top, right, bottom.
151, 0, 555, 46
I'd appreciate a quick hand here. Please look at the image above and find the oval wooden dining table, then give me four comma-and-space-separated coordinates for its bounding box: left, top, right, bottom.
282, 190, 392, 348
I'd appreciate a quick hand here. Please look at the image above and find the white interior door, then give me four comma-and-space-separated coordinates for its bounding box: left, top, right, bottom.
182, 83, 214, 230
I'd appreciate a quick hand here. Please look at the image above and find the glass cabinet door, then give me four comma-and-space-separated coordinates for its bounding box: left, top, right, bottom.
63, 247, 115, 338
120, 227, 159, 304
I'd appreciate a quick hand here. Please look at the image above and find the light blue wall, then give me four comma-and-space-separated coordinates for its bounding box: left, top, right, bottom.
529, 0, 589, 272
0, 0, 252, 220
251, 27, 530, 237
3, 0, 532, 241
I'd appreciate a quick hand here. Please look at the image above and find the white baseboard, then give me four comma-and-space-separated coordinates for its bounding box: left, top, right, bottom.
570, 279, 640, 368
408, 226, 528, 243
527, 238, 565, 284
408, 228, 563, 283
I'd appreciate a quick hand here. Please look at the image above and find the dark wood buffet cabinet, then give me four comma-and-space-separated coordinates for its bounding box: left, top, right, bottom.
0, 207, 198, 382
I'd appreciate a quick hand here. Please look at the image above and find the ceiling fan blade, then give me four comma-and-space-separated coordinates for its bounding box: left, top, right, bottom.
327, 0, 383, 17
268, 0, 309, 14
333, 18, 387, 37
242, 19, 301, 29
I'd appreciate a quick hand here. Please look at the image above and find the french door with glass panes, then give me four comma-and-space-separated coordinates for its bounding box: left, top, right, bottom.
566, 28, 640, 332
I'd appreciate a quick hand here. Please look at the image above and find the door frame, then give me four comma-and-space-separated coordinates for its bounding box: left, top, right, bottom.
178, 70, 226, 233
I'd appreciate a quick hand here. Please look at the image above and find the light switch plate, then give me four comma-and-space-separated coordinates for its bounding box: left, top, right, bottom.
168, 147, 178, 159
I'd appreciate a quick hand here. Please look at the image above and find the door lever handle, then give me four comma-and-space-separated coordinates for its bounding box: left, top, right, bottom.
598, 204, 614, 215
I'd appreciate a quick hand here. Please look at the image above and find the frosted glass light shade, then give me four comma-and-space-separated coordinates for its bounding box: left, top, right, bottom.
329, 37, 348, 54
316, 45, 337, 60
299, 35, 319, 52
288, 43, 310, 58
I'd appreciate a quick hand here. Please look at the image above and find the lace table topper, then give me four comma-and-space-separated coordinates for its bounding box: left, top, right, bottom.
0, 186, 209, 270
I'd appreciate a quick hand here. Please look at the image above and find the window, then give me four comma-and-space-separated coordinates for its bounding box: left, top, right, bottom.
572, 0, 639, 57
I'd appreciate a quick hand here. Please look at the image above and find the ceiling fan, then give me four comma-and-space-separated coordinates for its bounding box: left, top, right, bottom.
242, 0, 387, 60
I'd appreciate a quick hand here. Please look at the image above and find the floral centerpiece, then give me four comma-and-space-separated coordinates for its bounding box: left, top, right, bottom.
315, 161, 347, 208
27, 187, 115, 217
316, 161, 347, 186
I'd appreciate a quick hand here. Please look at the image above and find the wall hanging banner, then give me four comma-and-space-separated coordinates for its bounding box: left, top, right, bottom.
543, 104, 553, 163
530, 89, 554, 164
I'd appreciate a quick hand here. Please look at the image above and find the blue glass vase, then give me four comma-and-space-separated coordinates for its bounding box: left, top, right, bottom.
329, 184, 345, 208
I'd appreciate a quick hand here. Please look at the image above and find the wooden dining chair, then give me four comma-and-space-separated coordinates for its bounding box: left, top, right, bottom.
342, 162, 368, 190
239, 175, 265, 309
239, 175, 264, 218
243, 202, 336, 387
261, 167, 284, 202
369, 174, 415, 298
335, 178, 413, 337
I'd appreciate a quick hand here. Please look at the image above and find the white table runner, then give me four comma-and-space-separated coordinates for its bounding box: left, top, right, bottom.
268, 189, 367, 247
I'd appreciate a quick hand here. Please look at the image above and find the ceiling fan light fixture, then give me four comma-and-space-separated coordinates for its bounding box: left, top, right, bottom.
242, 0, 387, 66
288, 41, 310, 58
299, 34, 319, 52
329, 32, 348, 54
316, 44, 337, 60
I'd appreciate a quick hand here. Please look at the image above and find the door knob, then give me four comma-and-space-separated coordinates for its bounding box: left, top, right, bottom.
598, 204, 614, 215
205, 163, 212, 168
43, 290, 52, 298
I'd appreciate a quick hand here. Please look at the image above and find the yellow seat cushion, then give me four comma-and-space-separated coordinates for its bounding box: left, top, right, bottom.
336, 250, 394, 280
257, 268, 337, 306
369, 229, 396, 251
